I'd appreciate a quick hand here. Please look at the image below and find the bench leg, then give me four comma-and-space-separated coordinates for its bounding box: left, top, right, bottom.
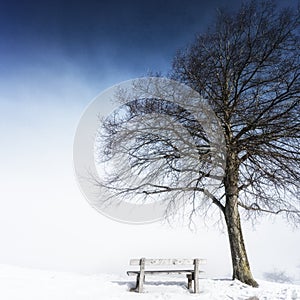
194, 276, 199, 294
129, 275, 139, 292
188, 272, 199, 293
187, 274, 193, 291
137, 274, 145, 293
130, 274, 144, 293
137, 257, 146, 293
136, 274, 140, 292
194, 259, 200, 293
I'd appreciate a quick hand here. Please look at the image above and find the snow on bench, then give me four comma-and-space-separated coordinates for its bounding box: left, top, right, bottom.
127, 258, 206, 293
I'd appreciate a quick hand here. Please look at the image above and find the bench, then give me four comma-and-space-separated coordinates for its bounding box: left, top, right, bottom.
127, 258, 206, 293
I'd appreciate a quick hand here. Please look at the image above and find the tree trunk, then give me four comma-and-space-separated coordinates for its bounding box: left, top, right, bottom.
224, 153, 258, 287
224, 198, 258, 287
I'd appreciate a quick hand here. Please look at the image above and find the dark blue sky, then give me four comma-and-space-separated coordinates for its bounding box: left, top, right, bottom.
0, 0, 298, 100
0, 0, 227, 78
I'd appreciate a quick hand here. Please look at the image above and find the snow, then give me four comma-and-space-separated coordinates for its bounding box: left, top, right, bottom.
1, 264, 300, 300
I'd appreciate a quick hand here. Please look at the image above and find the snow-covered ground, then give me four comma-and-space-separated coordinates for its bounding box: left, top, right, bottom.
1, 264, 299, 300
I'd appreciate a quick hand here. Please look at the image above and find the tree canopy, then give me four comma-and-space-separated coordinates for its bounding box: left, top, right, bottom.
96, 0, 300, 287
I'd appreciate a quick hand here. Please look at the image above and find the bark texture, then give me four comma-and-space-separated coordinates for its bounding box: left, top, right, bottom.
224, 204, 258, 287
224, 152, 258, 287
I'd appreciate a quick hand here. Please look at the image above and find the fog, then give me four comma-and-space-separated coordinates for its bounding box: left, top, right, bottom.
0, 68, 299, 282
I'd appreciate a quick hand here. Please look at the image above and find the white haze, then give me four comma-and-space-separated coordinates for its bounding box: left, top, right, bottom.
0, 67, 299, 284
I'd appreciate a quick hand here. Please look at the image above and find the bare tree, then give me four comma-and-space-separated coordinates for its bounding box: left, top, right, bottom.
96, 0, 300, 287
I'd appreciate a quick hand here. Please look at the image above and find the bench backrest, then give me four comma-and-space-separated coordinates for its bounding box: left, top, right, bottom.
129, 258, 206, 266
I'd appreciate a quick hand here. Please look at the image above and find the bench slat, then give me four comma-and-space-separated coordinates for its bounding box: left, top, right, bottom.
129, 258, 206, 266
127, 270, 204, 275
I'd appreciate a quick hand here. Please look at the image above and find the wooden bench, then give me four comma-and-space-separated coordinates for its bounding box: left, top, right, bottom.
127, 258, 206, 293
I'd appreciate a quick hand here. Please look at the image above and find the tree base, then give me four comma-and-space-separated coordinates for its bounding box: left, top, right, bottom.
235, 276, 259, 288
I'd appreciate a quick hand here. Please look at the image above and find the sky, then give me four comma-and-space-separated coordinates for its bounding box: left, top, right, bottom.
0, 0, 300, 281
